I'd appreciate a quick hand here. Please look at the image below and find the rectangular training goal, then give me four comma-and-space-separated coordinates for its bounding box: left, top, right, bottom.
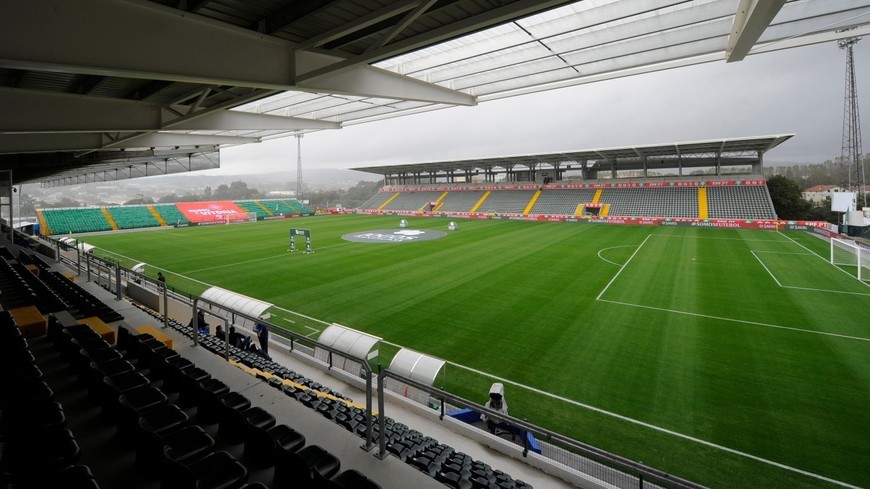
830, 237, 869, 281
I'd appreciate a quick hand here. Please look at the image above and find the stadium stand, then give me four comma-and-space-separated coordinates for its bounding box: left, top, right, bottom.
42, 208, 112, 234
358, 193, 394, 211
106, 206, 162, 230
437, 191, 485, 213
707, 185, 777, 219
234, 200, 266, 217
153, 204, 190, 226
475, 190, 536, 214
282, 199, 313, 215
381, 191, 444, 212
261, 199, 298, 215
597, 187, 699, 218
529, 189, 598, 215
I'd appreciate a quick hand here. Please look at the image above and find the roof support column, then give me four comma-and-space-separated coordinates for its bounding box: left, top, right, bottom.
716, 153, 721, 176
642, 157, 648, 178
611, 158, 618, 179
753, 150, 764, 175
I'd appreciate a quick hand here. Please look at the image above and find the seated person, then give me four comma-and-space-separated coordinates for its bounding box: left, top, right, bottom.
189, 310, 209, 335
480, 382, 509, 434
215, 325, 225, 341
228, 326, 251, 350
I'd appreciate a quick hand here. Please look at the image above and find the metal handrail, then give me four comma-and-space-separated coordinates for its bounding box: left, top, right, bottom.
376, 370, 706, 489
191, 295, 376, 453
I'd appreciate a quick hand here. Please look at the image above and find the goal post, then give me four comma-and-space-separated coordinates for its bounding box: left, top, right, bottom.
830, 237, 868, 281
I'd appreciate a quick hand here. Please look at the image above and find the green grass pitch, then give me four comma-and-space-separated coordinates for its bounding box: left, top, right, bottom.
80, 215, 869, 489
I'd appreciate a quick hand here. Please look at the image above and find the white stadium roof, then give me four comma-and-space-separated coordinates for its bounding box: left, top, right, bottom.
2, 0, 868, 186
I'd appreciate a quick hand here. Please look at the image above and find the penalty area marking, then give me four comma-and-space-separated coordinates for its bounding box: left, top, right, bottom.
596, 245, 638, 266
752, 251, 870, 297
597, 298, 870, 343
778, 231, 870, 288
378, 338, 863, 489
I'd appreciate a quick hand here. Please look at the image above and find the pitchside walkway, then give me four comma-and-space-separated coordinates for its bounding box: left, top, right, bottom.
55, 265, 578, 489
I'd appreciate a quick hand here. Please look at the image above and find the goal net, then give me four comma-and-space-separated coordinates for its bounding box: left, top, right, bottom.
830, 238, 869, 281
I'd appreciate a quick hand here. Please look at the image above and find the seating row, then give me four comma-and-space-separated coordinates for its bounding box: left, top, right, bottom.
48, 309, 380, 489
0, 310, 100, 488
137, 305, 533, 489
17, 252, 124, 323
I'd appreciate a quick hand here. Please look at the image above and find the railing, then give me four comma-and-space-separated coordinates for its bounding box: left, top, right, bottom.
377, 370, 706, 489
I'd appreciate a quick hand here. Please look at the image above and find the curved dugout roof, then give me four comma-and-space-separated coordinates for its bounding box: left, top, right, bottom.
1, 0, 867, 186
318, 324, 381, 361
201, 286, 273, 322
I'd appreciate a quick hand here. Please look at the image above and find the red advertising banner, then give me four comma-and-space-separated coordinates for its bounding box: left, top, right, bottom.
381, 179, 768, 194
175, 201, 247, 223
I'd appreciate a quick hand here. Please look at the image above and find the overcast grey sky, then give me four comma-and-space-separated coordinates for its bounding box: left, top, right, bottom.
215, 41, 868, 178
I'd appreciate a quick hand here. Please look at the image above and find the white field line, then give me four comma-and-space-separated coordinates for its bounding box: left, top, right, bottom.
649, 235, 792, 242
186, 253, 288, 274
96, 249, 326, 334
778, 231, 870, 288
751, 249, 869, 296
596, 234, 652, 301
782, 285, 870, 297
750, 251, 813, 255
596, 245, 638, 266
380, 337, 862, 489
272, 305, 326, 336
751, 250, 783, 287
597, 299, 870, 343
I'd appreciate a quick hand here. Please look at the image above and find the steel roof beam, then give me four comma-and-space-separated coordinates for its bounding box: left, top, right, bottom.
727, 0, 786, 62
296, 51, 475, 105
293, 0, 575, 83
296, 0, 421, 50
0, 132, 255, 154
0, 88, 338, 133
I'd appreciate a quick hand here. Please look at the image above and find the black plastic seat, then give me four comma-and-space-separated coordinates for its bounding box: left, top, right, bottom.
220, 406, 275, 446
6, 463, 99, 489
215, 393, 252, 444
135, 403, 190, 468
243, 423, 305, 469
0, 428, 80, 475
100, 370, 150, 420
161, 450, 248, 489
174, 367, 211, 407
332, 469, 383, 489
147, 346, 180, 379
162, 425, 216, 466
0, 400, 66, 439
274, 445, 341, 489
195, 378, 231, 424
116, 386, 170, 445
